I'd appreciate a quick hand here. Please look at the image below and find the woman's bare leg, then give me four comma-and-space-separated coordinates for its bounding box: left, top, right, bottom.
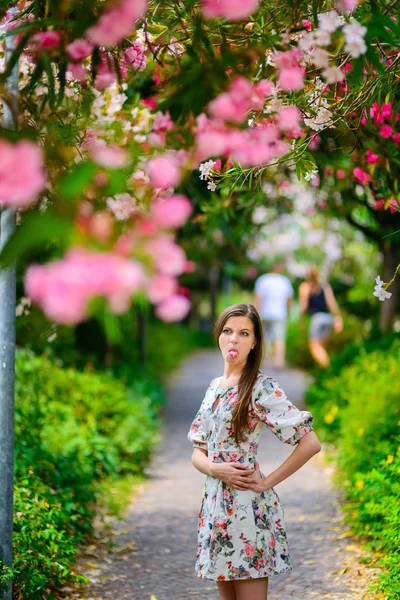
309, 338, 330, 368
234, 577, 269, 600
217, 580, 237, 600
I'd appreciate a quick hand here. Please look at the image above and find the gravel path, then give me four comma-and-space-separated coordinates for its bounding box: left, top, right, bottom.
68, 350, 366, 600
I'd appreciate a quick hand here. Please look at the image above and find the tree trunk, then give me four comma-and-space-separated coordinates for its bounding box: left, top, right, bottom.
379, 241, 399, 333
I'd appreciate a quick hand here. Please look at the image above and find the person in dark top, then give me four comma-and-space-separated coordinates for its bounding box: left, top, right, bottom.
299, 265, 343, 367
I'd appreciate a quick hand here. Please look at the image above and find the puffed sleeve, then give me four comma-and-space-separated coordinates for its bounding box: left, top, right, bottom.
252, 375, 314, 446
187, 381, 213, 450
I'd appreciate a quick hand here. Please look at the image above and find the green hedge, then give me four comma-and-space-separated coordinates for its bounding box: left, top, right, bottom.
305, 337, 400, 599
1, 350, 162, 599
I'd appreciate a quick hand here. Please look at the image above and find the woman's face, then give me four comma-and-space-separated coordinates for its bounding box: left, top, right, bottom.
218, 315, 257, 367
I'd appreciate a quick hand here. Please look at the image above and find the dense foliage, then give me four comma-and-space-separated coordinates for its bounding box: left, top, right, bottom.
305, 336, 400, 598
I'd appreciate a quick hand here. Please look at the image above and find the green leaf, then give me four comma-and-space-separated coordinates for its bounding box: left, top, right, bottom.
0, 212, 71, 267
58, 161, 97, 203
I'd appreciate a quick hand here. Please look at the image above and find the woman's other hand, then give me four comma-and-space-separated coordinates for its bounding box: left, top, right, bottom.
210, 462, 255, 491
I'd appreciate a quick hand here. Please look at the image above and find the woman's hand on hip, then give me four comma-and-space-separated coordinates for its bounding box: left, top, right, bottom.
210, 462, 255, 491
246, 460, 270, 493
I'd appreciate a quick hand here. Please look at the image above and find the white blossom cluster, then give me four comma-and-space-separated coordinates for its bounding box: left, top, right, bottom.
373, 276, 392, 301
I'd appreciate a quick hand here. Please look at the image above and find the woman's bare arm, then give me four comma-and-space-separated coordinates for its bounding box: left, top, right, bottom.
250, 431, 321, 493
191, 448, 255, 491
324, 284, 343, 332
298, 282, 310, 316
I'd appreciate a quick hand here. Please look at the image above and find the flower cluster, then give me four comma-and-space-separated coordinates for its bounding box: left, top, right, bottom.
201, 0, 260, 21
373, 275, 392, 302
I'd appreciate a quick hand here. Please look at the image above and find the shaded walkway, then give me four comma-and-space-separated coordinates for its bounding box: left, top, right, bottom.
70, 350, 365, 600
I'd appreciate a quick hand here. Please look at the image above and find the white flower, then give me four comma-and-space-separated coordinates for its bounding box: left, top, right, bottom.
304, 169, 319, 181
207, 181, 217, 192
315, 29, 332, 46
343, 20, 367, 57
373, 275, 392, 301
106, 193, 138, 220
199, 160, 216, 181
310, 48, 331, 68
318, 11, 342, 33
322, 66, 345, 83
304, 106, 334, 131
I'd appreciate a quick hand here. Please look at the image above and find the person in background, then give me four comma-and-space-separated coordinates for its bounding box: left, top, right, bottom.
254, 262, 293, 369
299, 265, 343, 368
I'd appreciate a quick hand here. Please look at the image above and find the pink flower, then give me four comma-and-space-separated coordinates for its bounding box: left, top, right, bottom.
393, 133, 400, 146
353, 167, 371, 185
208, 76, 272, 124
152, 111, 174, 133
155, 294, 191, 322
201, 0, 260, 21
244, 544, 256, 557
24, 248, 145, 324
389, 199, 399, 213
366, 149, 379, 164
381, 102, 392, 120
336, 169, 346, 179
380, 124, 393, 138
91, 144, 129, 169
147, 275, 177, 303
66, 38, 93, 61
152, 195, 192, 228
147, 154, 182, 190
278, 67, 305, 91
95, 70, 116, 90
124, 41, 147, 71
146, 235, 187, 275
269, 536, 276, 548
67, 62, 88, 83
31, 31, 61, 51
86, 0, 148, 48
0, 140, 45, 208
278, 106, 302, 131
302, 19, 312, 31
374, 199, 385, 211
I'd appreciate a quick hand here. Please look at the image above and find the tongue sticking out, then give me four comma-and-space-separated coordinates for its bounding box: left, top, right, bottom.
228, 349, 238, 358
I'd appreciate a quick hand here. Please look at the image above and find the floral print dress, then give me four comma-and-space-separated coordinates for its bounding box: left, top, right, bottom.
187, 372, 314, 581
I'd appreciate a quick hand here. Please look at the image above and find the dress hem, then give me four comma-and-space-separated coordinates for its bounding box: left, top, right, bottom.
195, 564, 293, 582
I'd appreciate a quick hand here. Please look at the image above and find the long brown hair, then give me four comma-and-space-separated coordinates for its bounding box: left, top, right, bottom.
214, 304, 264, 446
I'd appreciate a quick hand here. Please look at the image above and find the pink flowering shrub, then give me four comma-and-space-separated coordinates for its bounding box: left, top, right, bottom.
0, 140, 45, 208
201, 0, 260, 21
86, 0, 148, 47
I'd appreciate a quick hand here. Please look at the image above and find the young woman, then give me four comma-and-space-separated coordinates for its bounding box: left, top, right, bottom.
299, 265, 343, 368
188, 304, 321, 600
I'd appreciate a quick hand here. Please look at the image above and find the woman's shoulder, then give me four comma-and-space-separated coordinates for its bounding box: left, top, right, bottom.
253, 371, 280, 392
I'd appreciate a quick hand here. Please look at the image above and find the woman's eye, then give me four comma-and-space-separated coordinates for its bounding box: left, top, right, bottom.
223, 329, 230, 333
241, 332, 249, 336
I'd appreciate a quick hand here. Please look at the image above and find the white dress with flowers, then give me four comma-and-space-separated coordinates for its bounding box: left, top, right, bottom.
187, 372, 314, 581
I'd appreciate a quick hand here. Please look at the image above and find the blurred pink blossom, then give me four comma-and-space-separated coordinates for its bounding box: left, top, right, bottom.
31, 31, 61, 51
379, 124, 393, 138
336, 169, 346, 179
366, 149, 379, 164
152, 195, 192, 228
353, 167, 371, 185
278, 106, 302, 131
91, 144, 129, 168
201, 0, 260, 20
393, 133, 400, 146
155, 294, 191, 322
67, 62, 88, 82
147, 153, 182, 189
25, 248, 145, 324
124, 41, 147, 71
0, 140, 45, 208
208, 76, 273, 123
147, 275, 177, 304
302, 19, 312, 31
278, 67, 305, 91
86, 0, 148, 48
146, 235, 187, 275
66, 38, 93, 61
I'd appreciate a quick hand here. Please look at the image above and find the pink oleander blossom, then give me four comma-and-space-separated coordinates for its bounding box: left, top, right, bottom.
66, 38, 93, 61
208, 76, 273, 123
146, 236, 187, 276
278, 106, 302, 131
302, 19, 312, 31
278, 67, 305, 91
380, 124, 393, 138
91, 144, 129, 169
0, 140, 45, 208
393, 133, 400, 145
152, 195, 192, 228
155, 294, 191, 322
147, 275, 177, 304
353, 167, 371, 185
152, 111, 174, 133
67, 62, 88, 83
147, 153, 182, 190
124, 41, 147, 71
366, 149, 379, 164
24, 248, 145, 324
201, 0, 260, 21
86, 0, 148, 48
31, 31, 61, 51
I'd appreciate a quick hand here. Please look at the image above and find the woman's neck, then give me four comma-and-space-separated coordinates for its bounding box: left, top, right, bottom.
223, 363, 245, 381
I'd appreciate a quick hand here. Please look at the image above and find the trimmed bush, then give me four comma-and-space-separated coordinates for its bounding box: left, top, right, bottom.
306, 337, 400, 598
1, 350, 162, 599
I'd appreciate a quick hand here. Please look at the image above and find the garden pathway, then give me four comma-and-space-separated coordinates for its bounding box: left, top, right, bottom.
69, 349, 368, 600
